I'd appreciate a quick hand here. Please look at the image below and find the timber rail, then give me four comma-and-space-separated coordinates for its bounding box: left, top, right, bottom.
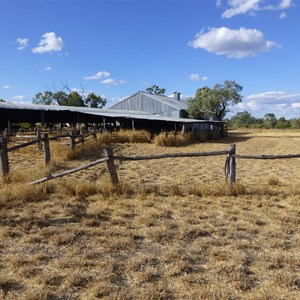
2, 135, 300, 187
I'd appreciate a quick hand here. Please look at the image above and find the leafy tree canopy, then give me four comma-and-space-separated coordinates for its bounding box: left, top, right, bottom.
263, 113, 277, 128
32, 91, 56, 105
187, 80, 243, 121
146, 85, 166, 95
85, 93, 107, 108
32, 89, 106, 108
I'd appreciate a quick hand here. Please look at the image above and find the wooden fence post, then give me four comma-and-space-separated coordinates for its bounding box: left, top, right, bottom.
70, 130, 75, 150
0, 137, 9, 177
104, 146, 119, 184
36, 129, 42, 150
227, 144, 236, 186
43, 134, 51, 165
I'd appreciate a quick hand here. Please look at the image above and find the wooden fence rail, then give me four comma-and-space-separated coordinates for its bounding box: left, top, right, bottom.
235, 154, 300, 159
3, 139, 300, 187
29, 157, 108, 185
0, 130, 94, 178
113, 150, 230, 161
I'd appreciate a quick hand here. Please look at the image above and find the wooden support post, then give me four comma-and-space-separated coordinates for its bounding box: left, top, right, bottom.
36, 129, 42, 150
104, 146, 119, 184
70, 130, 75, 150
181, 123, 186, 135
191, 124, 195, 141
3, 128, 9, 139
227, 144, 236, 186
43, 133, 51, 165
80, 129, 85, 143
0, 137, 9, 177
102, 118, 106, 132
7, 121, 11, 137
131, 119, 135, 131
92, 128, 97, 138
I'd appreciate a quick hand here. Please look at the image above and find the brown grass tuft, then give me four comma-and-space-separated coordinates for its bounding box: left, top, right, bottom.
154, 133, 191, 147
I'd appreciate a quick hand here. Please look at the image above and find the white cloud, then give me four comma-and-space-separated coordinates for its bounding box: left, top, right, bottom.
232, 91, 300, 118
84, 71, 110, 80
279, 11, 287, 18
44, 66, 52, 71
221, 0, 294, 18
189, 73, 208, 81
101, 78, 126, 86
188, 27, 279, 58
2, 85, 11, 89
222, 0, 260, 18
12, 95, 28, 101
278, 0, 293, 9
32, 32, 64, 54
216, 0, 222, 7
16, 38, 29, 50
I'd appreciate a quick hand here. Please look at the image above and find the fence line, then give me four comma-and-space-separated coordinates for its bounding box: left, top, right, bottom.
29, 157, 108, 185
235, 154, 300, 159
3, 137, 300, 187
0, 130, 95, 178
114, 150, 230, 161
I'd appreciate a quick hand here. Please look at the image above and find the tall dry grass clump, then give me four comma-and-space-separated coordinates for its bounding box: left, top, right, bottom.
114, 129, 151, 143
154, 133, 191, 147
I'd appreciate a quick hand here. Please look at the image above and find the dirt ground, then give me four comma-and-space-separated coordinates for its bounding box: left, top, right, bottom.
1, 129, 300, 299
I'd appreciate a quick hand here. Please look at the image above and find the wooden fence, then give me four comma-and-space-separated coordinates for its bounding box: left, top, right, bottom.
0, 129, 96, 178
2, 135, 300, 187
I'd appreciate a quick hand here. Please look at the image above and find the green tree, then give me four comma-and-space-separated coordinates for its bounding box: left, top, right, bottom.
230, 111, 255, 127
263, 113, 277, 128
0, 98, 5, 102
64, 91, 85, 107
85, 93, 107, 108
53, 91, 68, 106
187, 80, 243, 121
289, 118, 300, 129
146, 85, 166, 95
275, 117, 290, 129
32, 91, 56, 105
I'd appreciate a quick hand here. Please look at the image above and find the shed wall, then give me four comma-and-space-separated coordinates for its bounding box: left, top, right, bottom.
111, 93, 181, 118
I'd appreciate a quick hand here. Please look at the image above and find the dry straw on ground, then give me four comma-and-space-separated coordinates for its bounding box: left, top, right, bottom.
1, 129, 300, 299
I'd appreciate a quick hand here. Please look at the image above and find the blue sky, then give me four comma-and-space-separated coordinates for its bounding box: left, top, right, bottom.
1, 0, 299, 118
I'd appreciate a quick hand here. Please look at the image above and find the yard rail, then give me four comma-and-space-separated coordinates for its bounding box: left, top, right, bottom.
0, 129, 96, 179
2, 136, 300, 187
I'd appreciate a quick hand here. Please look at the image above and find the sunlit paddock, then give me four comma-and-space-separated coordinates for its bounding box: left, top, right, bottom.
1, 129, 300, 299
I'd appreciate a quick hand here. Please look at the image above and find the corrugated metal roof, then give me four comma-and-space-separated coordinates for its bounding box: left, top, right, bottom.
0, 101, 223, 124
109, 91, 188, 111
0, 101, 149, 115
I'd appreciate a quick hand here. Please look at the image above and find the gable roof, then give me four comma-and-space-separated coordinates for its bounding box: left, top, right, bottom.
109, 91, 188, 111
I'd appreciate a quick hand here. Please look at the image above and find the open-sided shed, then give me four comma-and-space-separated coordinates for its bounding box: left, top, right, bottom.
0, 101, 226, 136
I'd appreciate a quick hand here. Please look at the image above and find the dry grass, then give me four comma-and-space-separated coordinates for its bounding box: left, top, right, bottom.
1, 129, 300, 299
